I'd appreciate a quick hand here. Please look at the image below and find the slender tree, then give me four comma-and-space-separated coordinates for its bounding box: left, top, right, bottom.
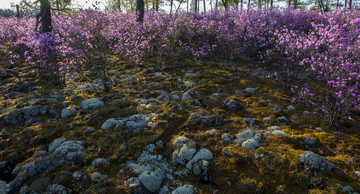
136, 0, 144, 22
203, 0, 206, 12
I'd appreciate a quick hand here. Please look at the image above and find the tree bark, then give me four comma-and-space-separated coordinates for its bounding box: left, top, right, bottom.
195, 0, 198, 13
170, 0, 173, 14
349, 0, 352, 8
203, 0, 206, 12
136, 0, 144, 23
39, 0, 52, 34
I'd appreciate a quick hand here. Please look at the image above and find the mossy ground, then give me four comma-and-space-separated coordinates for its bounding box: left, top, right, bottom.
0, 54, 359, 193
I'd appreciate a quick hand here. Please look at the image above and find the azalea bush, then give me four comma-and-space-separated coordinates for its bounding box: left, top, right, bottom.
0, 7, 359, 128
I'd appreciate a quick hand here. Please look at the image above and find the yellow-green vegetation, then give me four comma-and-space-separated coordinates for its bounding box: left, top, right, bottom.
0, 57, 359, 193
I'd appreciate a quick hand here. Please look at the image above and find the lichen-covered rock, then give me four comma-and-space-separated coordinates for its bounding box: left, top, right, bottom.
272, 130, 287, 136
72, 171, 86, 181
223, 98, 242, 111
126, 177, 140, 188
80, 98, 104, 110
221, 133, 232, 142
126, 114, 151, 133
243, 118, 258, 126
172, 184, 194, 194
91, 158, 109, 168
245, 88, 255, 93
189, 99, 201, 106
304, 137, 316, 149
183, 90, 195, 100
186, 148, 213, 170
90, 172, 102, 181
299, 151, 336, 171
138, 171, 163, 193
101, 118, 123, 130
173, 136, 192, 149
45, 184, 68, 194
234, 130, 261, 149
287, 105, 295, 111
189, 114, 224, 126
173, 144, 197, 165
61, 107, 77, 119
278, 116, 291, 125
185, 81, 195, 89
2, 105, 47, 125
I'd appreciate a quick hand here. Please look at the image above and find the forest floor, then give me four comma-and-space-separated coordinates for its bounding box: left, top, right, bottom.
0, 56, 360, 193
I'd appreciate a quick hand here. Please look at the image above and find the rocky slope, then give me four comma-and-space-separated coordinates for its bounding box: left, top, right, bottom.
0, 58, 360, 193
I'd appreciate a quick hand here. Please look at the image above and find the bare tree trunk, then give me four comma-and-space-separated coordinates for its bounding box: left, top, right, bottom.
203, 0, 206, 12
270, 0, 273, 9
247, 0, 250, 10
39, 0, 52, 34
259, 0, 262, 9
344, 0, 347, 9
336, 0, 339, 9
156, 0, 159, 11
215, 0, 218, 11
16, 4, 20, 17
195, 0, 198, 13
136, 0, 144, 22
241, 0, 243, 10
294, 0, 297, 9
349, 0, 352, 8
221, 0, 228, 9
170, 0, 173, 14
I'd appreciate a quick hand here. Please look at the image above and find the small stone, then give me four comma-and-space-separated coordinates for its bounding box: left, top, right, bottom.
183, 90, 195, 100
101, 118, 122, 130
278, 116, 291, 125
316, 127, 323, 131
91, 158, 109, 168
205, 129, 217, 134
126, 177, 140, 188
299, 151, 335, 171
273, 106, 282, 113
185, 81, 195, 89
86, 127, 95, 132
242, 139, 261, 149
172, 184, 194, 194
263, 117, 271, 122
46, 184, 67, 194
223, 98, 242, 111
245, 88, 255, 93
189, 99, 201, 106
221, 133, 232, 142
303, 111, 310, 115
223, 148, 233, 157
173, 145, 197, 165
80, 98, 104, 110
355, 171, 360, 181
91, 172, 102, 181
138, 171, 163, 193
269, 126, 280, 131
304, 137, 315, 149
272, 130, 287, 136
287, 105, 295, 111
186, 148, 213, 170
243, 118, 257, 126
72, 171, 86, 181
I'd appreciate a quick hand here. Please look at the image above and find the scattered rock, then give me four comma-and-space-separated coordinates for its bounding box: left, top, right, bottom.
185, 81, 195, 89
72, 171, 86, 181
269, 126, 280, 131
287, 105, 295, 111
245, 88, 255, 93
189, 99, 201, 106
190, 113, 224, 126
186, 148, 213, 170
234, 130, 261, 149
173, 144, 197, 165
91, 158, 109, 168
80, 98, 104, 110
0, 181, 7, 193
299, 151, 336, 171
273, 106, 282, 113
223, 148, 233, 157
172, 184, 194, 194
303, 111, 310, 115
205, 129, 217, 135
86, 127, 95, 132
221, 133, 232, 142
125, 177, 140, 188
263, 117, 272, 122
2, 105, 47, 125
223, 98, 242, 111
90, 172, 102, 181
101, 118, 123, 130
45, 184, 68, 194
126, 114, 151, 133
355, 171, 360, 181
303, 137, 315, 150
243, 118, 258, 126
138, 171, 163, 193
61, 107, 77, 119
272, 130, 287, 136
183, 90, 195, 100
278, 116, 291, 125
